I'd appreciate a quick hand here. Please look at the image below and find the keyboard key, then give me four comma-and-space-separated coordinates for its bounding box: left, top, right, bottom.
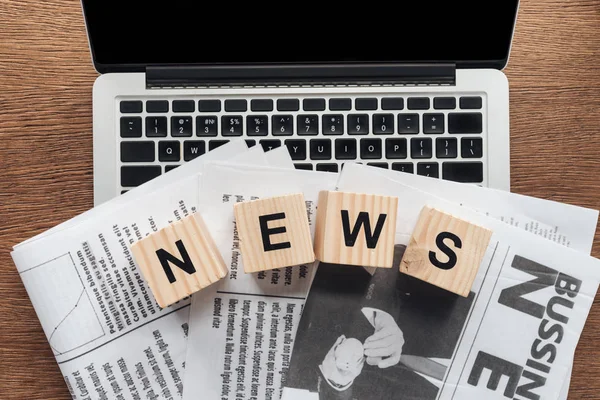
329, 98, 352, 111
294, 163, 313, 170
247, 115, 269, 136
198, 100, 221, 112
273, 115, 294, 136
277, 99, 300, 111
355, 98, 378, 110
392, 163, 414, 173
297, 115, 319, 135
385, 138, 407, 159
251, 99, 274, 112
171, 116, 192, 137
303, 98, 326, 111
158, 141, 181, 162
121, 166, 161, 187
367, 162, 388, 169
460, 96, 483, 109
285, 139, 307, 160
436, 138, 458, 158
398, 114, 419, 134
165, 165, 179, 172
310, 139, 332, 160
146, 116, 167, 137
172, 100, 195, 113
407, 97, 430, 110
184, 141, 206, 161
423, 113, 444, 134
196, 116, 218, 136
433, 97, 456, 110
373, 114, 394, 134
442, 162, 483, 183
448, 113, 483, 134
335, 139, 357, 160
317, 163, 339, 173
120, 101, 142, 113
348, 114, 369, 135
209, 140, 229, 151
146, 100, 169, 113
224, 99, 247, 112
323, 115, 344, 135
381, 97, 404, 110
120, 141, 155, 162
245, 140, 256, 148
411, 138, 433, 159
360, 138, 382, 159
222, 115, 243, 136
120, 117, 142, 138
417, 162, 439, 178
461, 138, 483, 158
260, 139, 281, 152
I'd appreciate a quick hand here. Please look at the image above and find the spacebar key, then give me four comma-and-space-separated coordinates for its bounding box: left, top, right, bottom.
121, 166, 161, 187
442, 162, 483, 183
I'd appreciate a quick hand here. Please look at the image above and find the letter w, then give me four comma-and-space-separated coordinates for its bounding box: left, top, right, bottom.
155, 240, 196, 283
498, 255, 558, 319
341, 210, 387, 249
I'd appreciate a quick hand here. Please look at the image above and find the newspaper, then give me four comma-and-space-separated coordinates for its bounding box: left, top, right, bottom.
328, 163, 599, 399
282, 164, 600, 400
8, 141, 288, 400
182, 163, 339, 400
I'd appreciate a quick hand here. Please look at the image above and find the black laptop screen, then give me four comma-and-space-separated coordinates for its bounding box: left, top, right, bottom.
82, 1, 519, 71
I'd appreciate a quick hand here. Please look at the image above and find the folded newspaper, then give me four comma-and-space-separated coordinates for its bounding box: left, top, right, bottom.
282, 163, 600, 400
9, 141, 292, 400
9, 142, 600, 400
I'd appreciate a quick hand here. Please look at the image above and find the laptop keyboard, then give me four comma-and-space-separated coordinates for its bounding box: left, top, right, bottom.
118, 94, 486, 192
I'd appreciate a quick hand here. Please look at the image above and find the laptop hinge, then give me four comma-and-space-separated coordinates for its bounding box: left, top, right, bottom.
145, 63, 456, 89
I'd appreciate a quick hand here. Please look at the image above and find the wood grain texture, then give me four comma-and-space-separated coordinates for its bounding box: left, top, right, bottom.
314, 191, 398, 268
131, 213, 228, 308
400, 206, 492, 297
234, 193, 315, 273
0, 0, 599, 398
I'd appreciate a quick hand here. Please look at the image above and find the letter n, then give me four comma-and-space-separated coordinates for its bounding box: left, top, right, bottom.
155, 240, 196, 283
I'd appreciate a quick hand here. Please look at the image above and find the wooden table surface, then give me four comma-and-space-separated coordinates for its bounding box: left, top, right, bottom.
0, 0, 599, 399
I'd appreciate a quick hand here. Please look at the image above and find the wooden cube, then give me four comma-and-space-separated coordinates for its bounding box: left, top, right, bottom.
233, 193, 315, 273
400, 206, 493, 297
314, 191, 398, 268
131, 213, 228, 308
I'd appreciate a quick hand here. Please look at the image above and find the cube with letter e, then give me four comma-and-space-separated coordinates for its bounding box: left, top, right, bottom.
400, 206, 493, 297
130, 213, 228, 308
314, 191, 398, 268
233, 193, 315, 273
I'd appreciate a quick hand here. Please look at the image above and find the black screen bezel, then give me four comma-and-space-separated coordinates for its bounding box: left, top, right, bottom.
82, 1, 520, 74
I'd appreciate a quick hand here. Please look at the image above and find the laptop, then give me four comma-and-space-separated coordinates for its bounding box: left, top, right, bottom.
81, 1, 519, 206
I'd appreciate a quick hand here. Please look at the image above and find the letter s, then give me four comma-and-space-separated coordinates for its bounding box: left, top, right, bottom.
429, 231, 462, 270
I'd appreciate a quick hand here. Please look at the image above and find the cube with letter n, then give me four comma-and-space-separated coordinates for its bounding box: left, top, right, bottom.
234, 193, 315, 273
314, 191, 398, 268
400, 206, 493, 297
130, 213, 228, 308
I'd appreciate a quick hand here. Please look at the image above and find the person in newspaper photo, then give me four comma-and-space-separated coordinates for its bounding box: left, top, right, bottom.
285, 245, 475, 400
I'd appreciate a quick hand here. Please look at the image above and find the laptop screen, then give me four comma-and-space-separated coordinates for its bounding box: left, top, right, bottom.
82, 1, 519, 71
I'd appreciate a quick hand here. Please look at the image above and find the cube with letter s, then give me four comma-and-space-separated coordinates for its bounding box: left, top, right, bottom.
400, 206, 493, 297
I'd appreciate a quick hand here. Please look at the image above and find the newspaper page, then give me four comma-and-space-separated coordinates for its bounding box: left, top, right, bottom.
333, 163, 599, 399
182, 163, 339, 400
8, 143, 277, 400
283, 165, 600, 400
